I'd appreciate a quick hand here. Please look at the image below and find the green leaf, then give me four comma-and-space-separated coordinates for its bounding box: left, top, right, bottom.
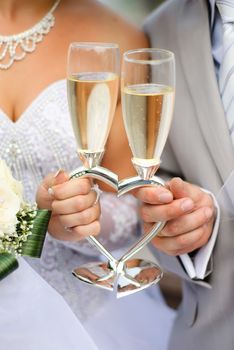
0, 210, 51, 280
0, 253, 18, 280
21, 209, 51, 258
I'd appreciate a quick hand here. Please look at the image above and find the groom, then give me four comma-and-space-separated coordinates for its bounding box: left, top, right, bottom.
135, 0, 234, 349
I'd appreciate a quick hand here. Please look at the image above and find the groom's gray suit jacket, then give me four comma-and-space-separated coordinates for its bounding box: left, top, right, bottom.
144, 0, 234, 349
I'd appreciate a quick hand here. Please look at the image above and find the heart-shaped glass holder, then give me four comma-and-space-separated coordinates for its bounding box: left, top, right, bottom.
67, 44, 175, 298
70, 152, 165, 298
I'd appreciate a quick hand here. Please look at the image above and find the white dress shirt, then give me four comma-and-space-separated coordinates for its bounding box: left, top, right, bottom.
179, 0, 222, 280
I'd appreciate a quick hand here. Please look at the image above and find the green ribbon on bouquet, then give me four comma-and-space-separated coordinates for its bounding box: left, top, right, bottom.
0, 209, 51, 281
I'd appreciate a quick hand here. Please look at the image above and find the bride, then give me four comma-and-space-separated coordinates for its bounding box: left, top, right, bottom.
0, 0, 176, 349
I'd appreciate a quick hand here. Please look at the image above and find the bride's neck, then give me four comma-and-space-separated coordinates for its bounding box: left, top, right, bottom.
0, 0, 58, 34
0, 0, 56, 20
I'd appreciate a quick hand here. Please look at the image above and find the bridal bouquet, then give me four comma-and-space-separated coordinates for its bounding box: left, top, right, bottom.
0, 159, 51, 280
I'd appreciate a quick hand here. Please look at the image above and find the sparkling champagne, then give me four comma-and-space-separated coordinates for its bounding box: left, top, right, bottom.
67, 72, 119, 152
122, 83, 175, 166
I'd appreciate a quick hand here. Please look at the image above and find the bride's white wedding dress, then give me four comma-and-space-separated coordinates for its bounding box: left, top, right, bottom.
0, 258, 98, 350
0, 79, 176, 350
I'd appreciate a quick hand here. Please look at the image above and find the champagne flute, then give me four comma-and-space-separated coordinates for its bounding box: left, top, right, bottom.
67, 42, 120, 279
121, 48, 175, 178
67, 42, 119, 169
117, 48, 175, 293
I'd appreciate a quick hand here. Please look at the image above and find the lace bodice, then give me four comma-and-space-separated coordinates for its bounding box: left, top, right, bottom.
0, 80, 139, 320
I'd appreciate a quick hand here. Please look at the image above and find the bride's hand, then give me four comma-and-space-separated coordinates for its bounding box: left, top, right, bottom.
36, 170, 101, 241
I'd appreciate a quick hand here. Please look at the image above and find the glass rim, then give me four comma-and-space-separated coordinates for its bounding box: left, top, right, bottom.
69, 42, 119, 50
123, 48, 174, 64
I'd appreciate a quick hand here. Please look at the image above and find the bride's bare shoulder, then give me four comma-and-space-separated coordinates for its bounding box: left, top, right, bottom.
62, 0, 148, 51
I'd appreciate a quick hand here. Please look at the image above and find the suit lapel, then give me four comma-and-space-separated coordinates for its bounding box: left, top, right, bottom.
177, 0, 234, 183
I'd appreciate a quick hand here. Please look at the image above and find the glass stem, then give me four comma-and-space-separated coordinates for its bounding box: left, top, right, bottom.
119, 221, 165, 264
86, 236, 117, 266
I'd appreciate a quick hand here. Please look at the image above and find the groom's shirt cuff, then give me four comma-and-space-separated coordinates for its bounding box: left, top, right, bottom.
178, 190, 220, 280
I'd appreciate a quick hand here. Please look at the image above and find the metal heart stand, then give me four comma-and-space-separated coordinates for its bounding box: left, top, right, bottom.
70, 165, 165, 298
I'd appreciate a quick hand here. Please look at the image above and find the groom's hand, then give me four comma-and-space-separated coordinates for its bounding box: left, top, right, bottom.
134, 177, 215, 255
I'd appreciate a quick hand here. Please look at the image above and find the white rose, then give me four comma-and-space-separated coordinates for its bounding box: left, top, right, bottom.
0, 179, 21, 237
0, 159, 23, 200
0, 160, 23, 237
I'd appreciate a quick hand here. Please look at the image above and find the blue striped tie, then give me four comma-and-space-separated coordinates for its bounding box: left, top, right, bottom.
216, 1, 234, 140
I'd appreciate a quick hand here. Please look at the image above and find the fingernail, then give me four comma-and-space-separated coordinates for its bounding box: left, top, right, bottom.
204, 207, 213, 219
53, 169, 64, 178
181, 199, 194, 212
48, 187, 54, 196
158, 192, 173, 203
